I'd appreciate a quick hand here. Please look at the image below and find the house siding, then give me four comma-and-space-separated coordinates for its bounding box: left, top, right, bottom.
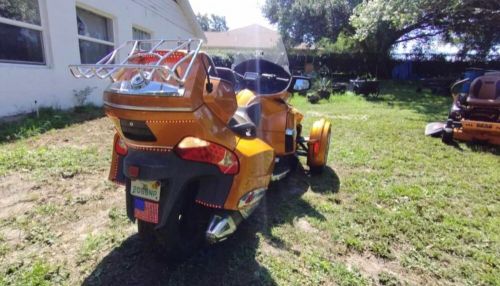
0, 0, 201, 117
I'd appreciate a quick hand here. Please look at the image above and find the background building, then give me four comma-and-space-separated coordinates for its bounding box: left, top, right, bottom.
0, 0, 205, 117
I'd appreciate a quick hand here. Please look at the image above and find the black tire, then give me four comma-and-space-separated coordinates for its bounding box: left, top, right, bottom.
288, 155, 299, 173
137, 187, 209, 261
442, 130, 453, 144
309, 165, 325, 175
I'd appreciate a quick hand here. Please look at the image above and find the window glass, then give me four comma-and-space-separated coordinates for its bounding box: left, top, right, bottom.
79, 39, 113, 64
133, 27, 151, 40
0, 21, 44, 64
76, 7, 113, 42
0, 0, 41, 25
133, 27, 151, 50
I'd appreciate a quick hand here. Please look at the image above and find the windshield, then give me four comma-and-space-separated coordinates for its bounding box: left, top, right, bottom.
204, 25, 290, 73
232, 41, 289, 73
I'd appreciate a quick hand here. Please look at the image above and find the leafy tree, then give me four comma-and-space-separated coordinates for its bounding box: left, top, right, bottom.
210, 14, 229, 32
263, 0, 500, 60
196, 13, 229, 32
196, 13, 211, 32
263, 0, 361, 46
350, 0, 500, 59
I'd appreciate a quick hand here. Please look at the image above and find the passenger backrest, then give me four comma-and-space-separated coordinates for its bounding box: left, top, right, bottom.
215, 67, 236, 87
469, 74, 500, 100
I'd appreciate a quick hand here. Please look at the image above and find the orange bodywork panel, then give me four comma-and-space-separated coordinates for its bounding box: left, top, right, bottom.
235, 89, 302, 156
453, 120, 500, 145
108, 133, 121, 182
224, 138, 274, 210
104, 52, 238, 151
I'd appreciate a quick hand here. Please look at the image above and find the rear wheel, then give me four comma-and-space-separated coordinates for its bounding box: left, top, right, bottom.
137, 187, 209, 261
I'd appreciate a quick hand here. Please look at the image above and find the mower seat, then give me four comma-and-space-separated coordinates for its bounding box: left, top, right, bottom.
467, 74, 500, 108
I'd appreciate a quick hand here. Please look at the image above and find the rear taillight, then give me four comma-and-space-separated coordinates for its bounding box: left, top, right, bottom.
174, 137, 239, 175
115, 137, 128, 156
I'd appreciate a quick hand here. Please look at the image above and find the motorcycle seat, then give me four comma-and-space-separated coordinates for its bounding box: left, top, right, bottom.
467, 75, 500, 108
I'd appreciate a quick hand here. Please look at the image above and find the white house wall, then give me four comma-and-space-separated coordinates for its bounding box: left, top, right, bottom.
0, 0, 199, 117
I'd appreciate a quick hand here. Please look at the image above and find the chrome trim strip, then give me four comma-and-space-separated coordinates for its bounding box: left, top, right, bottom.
103, 101, 193, 112
238, 188, 267, 219
206, 215, 237, 244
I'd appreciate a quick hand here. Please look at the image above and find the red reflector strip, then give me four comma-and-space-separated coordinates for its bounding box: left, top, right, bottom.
313, 141, 320, 155
134, 198, 159, 224
128, 166, 140, 178
195, 199, 223, 209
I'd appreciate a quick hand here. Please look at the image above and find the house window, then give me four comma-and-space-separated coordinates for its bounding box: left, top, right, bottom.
76, 7, 114, 64
132, 27, 151, 51
0, 0, 45, 64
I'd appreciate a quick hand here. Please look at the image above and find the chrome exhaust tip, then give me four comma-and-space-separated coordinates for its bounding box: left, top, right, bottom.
206, 214, 237, 244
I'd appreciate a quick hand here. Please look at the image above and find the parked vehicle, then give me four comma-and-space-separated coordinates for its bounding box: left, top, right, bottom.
425, 71, 500, 145
69, 38, 331, 259
348, 78, 380, 96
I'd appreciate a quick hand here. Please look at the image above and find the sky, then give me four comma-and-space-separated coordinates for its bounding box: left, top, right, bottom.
188, 0, 276, 30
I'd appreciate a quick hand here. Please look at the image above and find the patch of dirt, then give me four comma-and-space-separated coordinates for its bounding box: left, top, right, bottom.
260, 239, 288, 257
343, 252, 424, 286
0, 173, 39, 220
0, 118, 132, 284
293, 217, 318, 233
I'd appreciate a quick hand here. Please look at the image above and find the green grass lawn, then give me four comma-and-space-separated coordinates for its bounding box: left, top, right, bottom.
0, 105, 103, 143
0, 83, 498, 285
279, 84, 499, 285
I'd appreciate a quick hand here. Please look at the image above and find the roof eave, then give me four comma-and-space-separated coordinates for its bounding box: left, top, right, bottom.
177, 0, 207, 41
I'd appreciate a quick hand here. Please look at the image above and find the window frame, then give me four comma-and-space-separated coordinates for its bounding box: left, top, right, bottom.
0, 0, 48, 66
75, 5, 115, 64
132, 25, 153, 41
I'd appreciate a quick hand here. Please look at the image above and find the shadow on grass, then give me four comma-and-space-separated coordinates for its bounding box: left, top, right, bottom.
82, 166, 339, 286
368, 81, 453, 121
465, 142, 500, 155
0, 105, 104, 143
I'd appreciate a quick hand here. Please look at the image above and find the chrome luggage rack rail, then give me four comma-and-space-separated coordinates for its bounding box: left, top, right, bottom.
69, 39, 203, 85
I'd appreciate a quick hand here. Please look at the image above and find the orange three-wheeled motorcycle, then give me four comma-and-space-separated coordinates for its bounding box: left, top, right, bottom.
70, 38, 331, 258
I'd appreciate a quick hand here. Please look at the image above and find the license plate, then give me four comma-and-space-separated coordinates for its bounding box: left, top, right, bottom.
130, 180, 161, 201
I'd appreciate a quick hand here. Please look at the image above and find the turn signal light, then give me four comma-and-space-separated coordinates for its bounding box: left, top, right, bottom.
174, 137, 239, 175
115, 137, 128, 156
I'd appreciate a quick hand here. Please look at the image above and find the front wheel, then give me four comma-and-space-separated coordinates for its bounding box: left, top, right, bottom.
442, 129, 454, 144
137, 188, 209, 260
442, 120, 454, 145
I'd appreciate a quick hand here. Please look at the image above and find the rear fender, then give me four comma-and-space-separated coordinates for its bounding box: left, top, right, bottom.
223, 138, 274, 210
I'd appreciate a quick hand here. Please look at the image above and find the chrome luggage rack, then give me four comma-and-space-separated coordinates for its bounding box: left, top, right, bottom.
69, 39, 203, 85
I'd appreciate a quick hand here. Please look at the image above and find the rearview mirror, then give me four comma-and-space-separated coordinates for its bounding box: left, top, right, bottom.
291, 77, 311, 92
